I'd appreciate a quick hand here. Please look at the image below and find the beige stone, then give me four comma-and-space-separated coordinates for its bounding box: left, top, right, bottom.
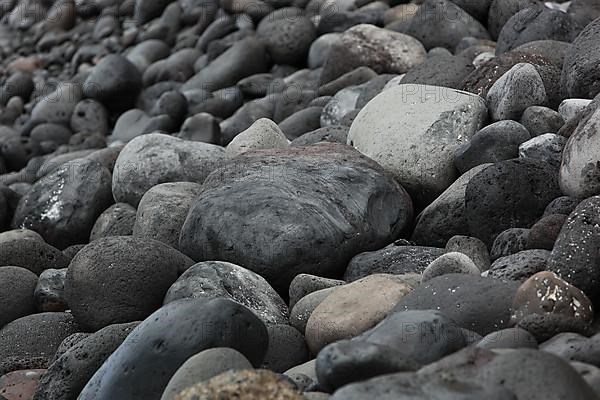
174, 369, 303, 400
305, 274, 412, 354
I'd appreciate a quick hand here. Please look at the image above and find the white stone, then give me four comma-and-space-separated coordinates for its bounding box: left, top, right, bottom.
348, 83, 487, 206
226, 118, 289, 157
560, 106, 600, 198
558, 98, 592, 121
487, 63, 547, 121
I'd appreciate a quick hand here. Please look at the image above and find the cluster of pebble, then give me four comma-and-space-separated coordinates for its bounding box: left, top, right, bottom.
1, 0, 600, 399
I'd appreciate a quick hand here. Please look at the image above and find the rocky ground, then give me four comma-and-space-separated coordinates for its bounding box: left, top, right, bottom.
0, 0, 600, 399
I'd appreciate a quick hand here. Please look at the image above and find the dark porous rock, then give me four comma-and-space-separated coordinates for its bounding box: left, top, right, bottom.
477, 327, 538, 349
0, 266, 37, 328
65, 236, 194, 331
495, 6, 579, 55
33, 322, 139, 400
83, 54, 142, 111
0, 238, 70, 275
89, 203, 136, 241
465, 159, 561, 248
289, 274, 345, 309
561, 17, 600, 99
485, 249, 550, 282
316, 340, 419, 392
52, 333, 91, 363
514, 39, 571, 69
487, 0, 541, 40
520, 106, 565, 136
527, 214, 567, 250
34, 268, 67, 312
541, 332, 600, 366
12, 159, 113, 250
257, 10, 317, 65
516, 313, 594, 342
0, 313, 79, 375
344, 244, 445, 281
406, 0, 490, 50
174, 369, 303, 400
261, 324, 309, 373
400, 54, 475, 89
112, 133, 225, 207
180, 143, 413, 292
491, 228, 531, 261
320, 24, 425, 84
164, 261, 288, 325
460, 51, 561, 103
78, 298, 268, 399
544, 196, 578, 216
547, 196, 600, 302
161, 348, 252, 400
394, 274, 520, 335
182, 37, 270, 93
411, 164, 491, 247
454, 120, 530, 174
133, 182, 203, 250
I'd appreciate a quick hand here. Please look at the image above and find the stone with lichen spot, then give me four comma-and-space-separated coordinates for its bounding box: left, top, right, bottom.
547, 196, 600, 302
174, 369, 304, 400
511, 271, 593, 325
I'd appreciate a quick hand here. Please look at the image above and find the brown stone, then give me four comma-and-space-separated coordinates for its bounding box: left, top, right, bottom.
460, 51, 561, 105
511, 271, 594, 324
0, 369, 45, 400
305, 274, 413, 354
7, 57, 42, 74
527, 214, 567, 250
174, 369, 303, 400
